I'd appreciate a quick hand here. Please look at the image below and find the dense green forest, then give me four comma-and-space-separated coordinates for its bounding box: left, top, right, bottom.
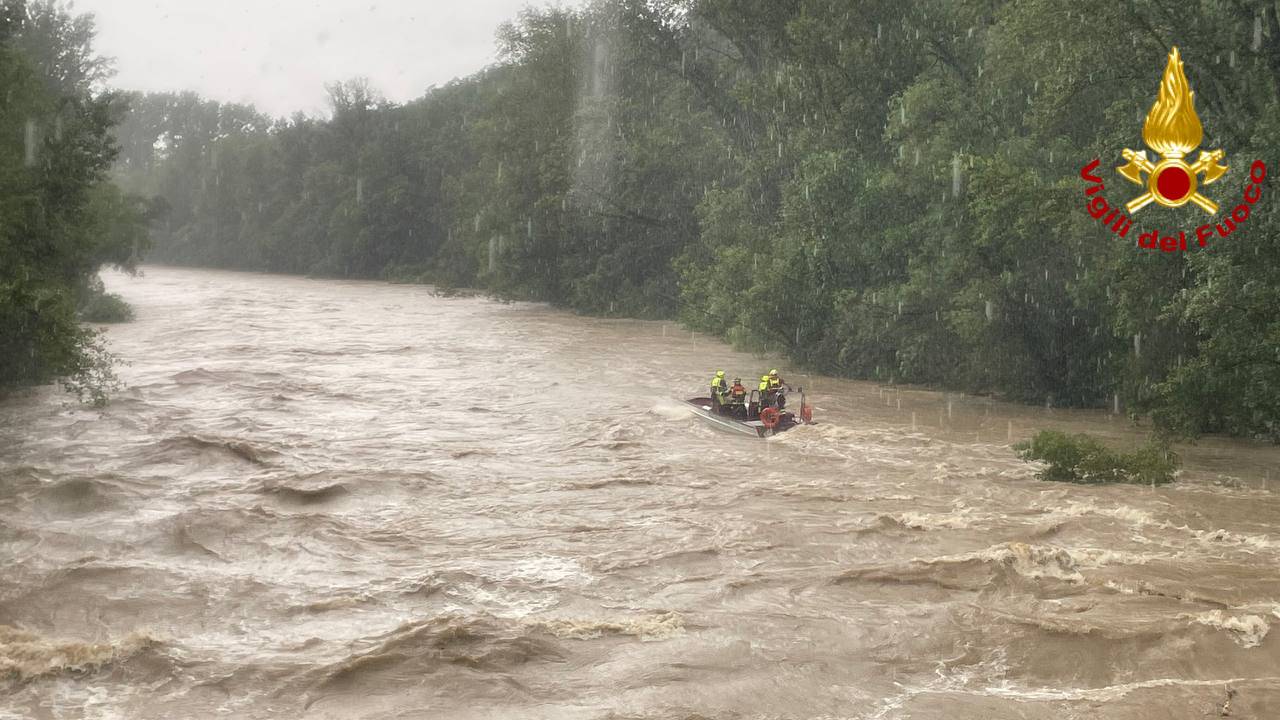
0, 0, 151, 403
109, 0, 1280, 439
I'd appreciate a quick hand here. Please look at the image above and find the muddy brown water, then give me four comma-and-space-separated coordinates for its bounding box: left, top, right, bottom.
2, 266, 1279, 719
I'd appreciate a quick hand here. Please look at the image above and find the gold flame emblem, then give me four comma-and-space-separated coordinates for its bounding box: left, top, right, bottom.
1117, 47, 1227, 214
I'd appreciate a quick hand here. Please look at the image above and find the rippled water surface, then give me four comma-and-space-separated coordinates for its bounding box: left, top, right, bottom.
3, 266, 1280, 719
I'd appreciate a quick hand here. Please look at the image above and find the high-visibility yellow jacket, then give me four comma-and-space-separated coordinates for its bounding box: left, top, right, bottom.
711, 375, 728, 398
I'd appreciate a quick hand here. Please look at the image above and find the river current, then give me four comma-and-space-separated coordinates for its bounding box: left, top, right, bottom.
2, 266, 1279, 719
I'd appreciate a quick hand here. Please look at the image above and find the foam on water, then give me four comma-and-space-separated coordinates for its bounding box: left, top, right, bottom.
1183, 610, 1271, 648
533, 611, 684, 641
0, 625, 160, 681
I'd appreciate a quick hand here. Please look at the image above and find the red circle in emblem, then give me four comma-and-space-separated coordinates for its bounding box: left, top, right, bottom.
1155, 165, 1192, 201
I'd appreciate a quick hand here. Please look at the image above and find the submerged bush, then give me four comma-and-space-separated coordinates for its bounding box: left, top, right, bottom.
80, 292, 135, 323
1014, 431, 1178, 485
58, 329, 121, 408
381, 263, 435, 285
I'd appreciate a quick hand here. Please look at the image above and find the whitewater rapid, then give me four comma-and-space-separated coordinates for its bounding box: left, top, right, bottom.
1, 266, 1278, 719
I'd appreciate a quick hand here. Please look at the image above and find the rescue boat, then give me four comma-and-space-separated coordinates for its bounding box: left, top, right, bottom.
683, 389, 813, 438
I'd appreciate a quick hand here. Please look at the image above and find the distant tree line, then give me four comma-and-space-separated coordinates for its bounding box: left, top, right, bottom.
0, 0, 153, 403
112, 0, 1280, 440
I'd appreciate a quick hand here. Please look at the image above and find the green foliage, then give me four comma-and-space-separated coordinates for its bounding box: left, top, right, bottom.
0, 0, 145, 402
108, 0, 1280, 439
57, 326, 119, 407
1014, 430, 1178, 485
380, 263, 436, 285
80, 289, 134, 323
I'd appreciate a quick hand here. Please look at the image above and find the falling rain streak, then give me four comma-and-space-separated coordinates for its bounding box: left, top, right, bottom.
23, 119, 36, 167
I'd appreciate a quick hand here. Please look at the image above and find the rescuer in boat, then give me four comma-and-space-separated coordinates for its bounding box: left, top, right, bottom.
725, 377, 748, 418
710, 370, 730, 413
760, 369, 790, 410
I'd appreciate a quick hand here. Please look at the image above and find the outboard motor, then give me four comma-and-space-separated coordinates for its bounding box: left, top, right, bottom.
797, 388, 813, 424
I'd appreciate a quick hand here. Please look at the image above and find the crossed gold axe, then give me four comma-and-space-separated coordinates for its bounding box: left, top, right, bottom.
1117, 148, 1228, 214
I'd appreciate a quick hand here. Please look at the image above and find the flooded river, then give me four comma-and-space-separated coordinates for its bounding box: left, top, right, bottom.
2, 266, 1279, 719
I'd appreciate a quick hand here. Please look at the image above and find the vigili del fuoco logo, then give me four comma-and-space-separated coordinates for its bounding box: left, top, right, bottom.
1079, 47, 1267, 252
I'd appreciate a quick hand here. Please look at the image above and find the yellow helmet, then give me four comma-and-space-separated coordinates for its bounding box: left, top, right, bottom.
761, 375, 769, 381
716, 370, 725, 377
770, 369, 779, 376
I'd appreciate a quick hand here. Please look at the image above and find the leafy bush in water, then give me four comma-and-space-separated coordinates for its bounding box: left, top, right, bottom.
381, 263, 435, 285
59, 330, 121, 408
80, 292, 135, 323
1014, 431, 1178, 485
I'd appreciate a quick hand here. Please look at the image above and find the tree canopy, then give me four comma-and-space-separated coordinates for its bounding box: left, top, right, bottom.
0, 0, 151, 403
110, 0, 1280, 439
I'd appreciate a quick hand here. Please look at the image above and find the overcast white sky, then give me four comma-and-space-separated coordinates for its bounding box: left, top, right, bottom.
75, 0, 581, 118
